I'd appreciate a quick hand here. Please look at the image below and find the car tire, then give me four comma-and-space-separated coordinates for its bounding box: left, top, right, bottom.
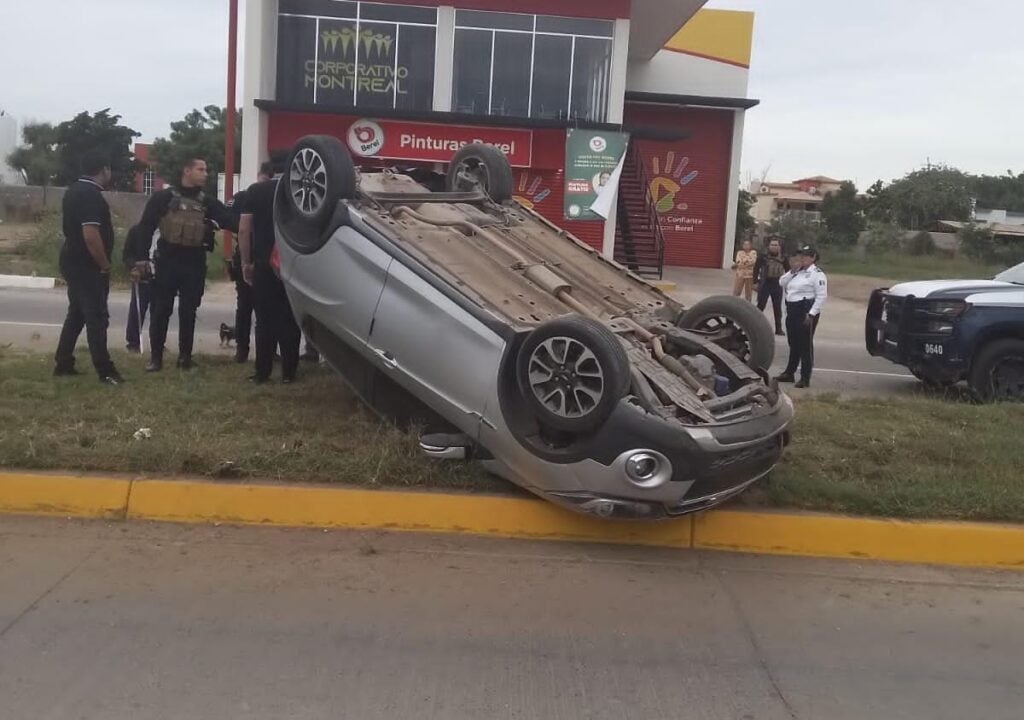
968, 338, 1024, 402
282, 135, 357, 235
677, 295, 776, 371
446, 143, 515, 203
516, 315, 631, 434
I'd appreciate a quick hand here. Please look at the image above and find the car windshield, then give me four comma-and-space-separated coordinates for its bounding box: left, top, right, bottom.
994, 262, 1024, 285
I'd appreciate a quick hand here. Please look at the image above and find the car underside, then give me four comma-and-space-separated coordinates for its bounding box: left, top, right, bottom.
274, 136, 793, 518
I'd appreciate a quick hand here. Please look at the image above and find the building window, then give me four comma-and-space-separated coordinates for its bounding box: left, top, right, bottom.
452, 11, 614, 123
276, 1, 437, 112
142, 168, 154, 196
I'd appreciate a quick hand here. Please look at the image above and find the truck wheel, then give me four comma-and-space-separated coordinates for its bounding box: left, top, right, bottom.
968, 339, 1024, 402
516, 315, 630, 434
446, 143, 514, 203
282, 135, 357, 234
678, 296, 776, 371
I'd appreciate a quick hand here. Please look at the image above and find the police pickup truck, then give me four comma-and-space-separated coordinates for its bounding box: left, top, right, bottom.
866, 261, 1024, 400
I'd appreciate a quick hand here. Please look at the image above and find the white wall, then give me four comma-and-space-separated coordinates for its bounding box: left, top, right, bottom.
240, 0, 276, 188
0, 115, 24, 186
627, 51, 749, 99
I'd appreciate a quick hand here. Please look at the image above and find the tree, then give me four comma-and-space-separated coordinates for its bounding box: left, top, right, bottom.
149, 106, 242, 195
821, 181, 865, 246
53, 109, 140, 190
735, 189, 755, 243
6, 122, 58, 185
877, 166, 973, 230
767, 213, 825, 253
970, 172, 1024, 213
863, 179, 890, 223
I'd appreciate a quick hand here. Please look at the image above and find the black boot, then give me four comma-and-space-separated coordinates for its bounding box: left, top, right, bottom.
176, 355, 197, 370
145, 354, 163, 373
234, 346, 250, 363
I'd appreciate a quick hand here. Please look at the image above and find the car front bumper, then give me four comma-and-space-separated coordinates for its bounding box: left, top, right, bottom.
490, 393, 794, 520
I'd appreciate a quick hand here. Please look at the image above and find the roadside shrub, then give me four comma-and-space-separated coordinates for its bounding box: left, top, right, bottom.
863, 221, 904, 252
958, 223, 996, 261
904, 230, 936, 256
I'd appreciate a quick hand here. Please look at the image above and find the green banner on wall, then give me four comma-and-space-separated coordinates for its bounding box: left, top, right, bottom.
563, 129, 630, 221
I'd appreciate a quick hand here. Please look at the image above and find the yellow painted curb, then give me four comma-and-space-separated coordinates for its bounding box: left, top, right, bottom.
693, 510, 1024, 570
3, 472, 1024, 569
127, 480, 694, 548
0, 472, 130, 519
652, 281, 678, 293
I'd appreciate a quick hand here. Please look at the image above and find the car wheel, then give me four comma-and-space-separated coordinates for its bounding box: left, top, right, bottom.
677, 296, 776, 371
968, 338, 1024, 402
446, 143, 514, 203
516, 315, 630, 434
283, 135, 357, 235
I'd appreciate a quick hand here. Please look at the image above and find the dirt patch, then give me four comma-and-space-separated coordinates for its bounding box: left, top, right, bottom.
828, 273, 890, 303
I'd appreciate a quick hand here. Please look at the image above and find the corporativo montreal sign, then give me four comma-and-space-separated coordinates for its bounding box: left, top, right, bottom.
345, 118, 534, 167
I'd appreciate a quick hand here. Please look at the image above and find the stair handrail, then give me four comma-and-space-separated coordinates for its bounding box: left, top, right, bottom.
626, 141, 666, 278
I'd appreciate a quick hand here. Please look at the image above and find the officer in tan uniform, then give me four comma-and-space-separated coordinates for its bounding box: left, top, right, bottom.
130, 158, 237, 371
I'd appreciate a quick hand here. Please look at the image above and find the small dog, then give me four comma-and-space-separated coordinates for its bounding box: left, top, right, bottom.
219, 323, 237, 347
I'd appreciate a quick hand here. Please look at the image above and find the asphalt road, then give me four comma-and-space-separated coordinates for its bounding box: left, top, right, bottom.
1, 271, 919, 396
665, 266, 920, 397
2, 516, 1023, 720
0, 283, 241, 359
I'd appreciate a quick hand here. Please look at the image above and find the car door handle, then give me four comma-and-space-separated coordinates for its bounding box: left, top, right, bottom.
375, 349, 398, 369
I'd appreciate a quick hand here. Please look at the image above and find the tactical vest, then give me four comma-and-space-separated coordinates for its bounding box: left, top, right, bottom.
159, 189, 207, 247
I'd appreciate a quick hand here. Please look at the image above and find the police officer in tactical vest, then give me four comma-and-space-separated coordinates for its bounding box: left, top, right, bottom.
130, 157, 238, 371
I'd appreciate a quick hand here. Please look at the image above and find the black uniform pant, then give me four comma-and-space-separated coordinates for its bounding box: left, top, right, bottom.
234, 277, 254, 352
757, 278, 784, 333
55, 261, 114, 377
149, 253, 206, 359
126, 281, 152, 349
253, 266, 301, 381
783, 299, 820, 381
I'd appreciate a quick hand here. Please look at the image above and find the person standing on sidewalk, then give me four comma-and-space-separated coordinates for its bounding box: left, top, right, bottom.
776, 246, 828, 388
129, 157, 237, 372
754, 236, 787, 336
732, 239, 758, 301
237, 166, 301, 384
53, 151, 123, 385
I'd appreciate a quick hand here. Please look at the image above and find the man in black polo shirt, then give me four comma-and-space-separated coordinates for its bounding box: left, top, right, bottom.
225, 162, 272, 363
129, 157, 238, 371
54, 150, 123, 385
237, 164, 301, 383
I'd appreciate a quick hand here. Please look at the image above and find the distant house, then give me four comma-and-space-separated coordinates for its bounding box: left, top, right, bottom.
974, 208, 1024, 227
934, 220, 1024, 241
132, 143, 166, 195
749, 176, 845, 227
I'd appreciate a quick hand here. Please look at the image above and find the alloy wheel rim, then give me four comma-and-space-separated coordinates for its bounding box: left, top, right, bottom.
527, 336, 605, 419
290, 148, 328, 216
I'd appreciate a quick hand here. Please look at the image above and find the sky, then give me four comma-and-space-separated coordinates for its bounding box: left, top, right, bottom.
2, 0, 1023, 189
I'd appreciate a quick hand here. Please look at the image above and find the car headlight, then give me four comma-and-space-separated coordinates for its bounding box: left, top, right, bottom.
927, 300, 968, 317
925, 320, 955, 334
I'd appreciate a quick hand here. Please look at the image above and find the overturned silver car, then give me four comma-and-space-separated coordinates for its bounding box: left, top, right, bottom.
274, 135, 793, 519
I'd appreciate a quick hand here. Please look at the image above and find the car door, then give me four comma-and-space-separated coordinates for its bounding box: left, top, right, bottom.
367, 260, 506, 434
283, 226, 393, 347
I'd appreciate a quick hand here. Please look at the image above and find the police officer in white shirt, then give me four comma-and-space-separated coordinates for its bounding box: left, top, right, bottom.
776, 245, 827, 388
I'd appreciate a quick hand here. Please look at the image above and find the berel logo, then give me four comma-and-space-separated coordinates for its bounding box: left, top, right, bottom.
347, 119, 384, 157
589, 136, 607, 153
